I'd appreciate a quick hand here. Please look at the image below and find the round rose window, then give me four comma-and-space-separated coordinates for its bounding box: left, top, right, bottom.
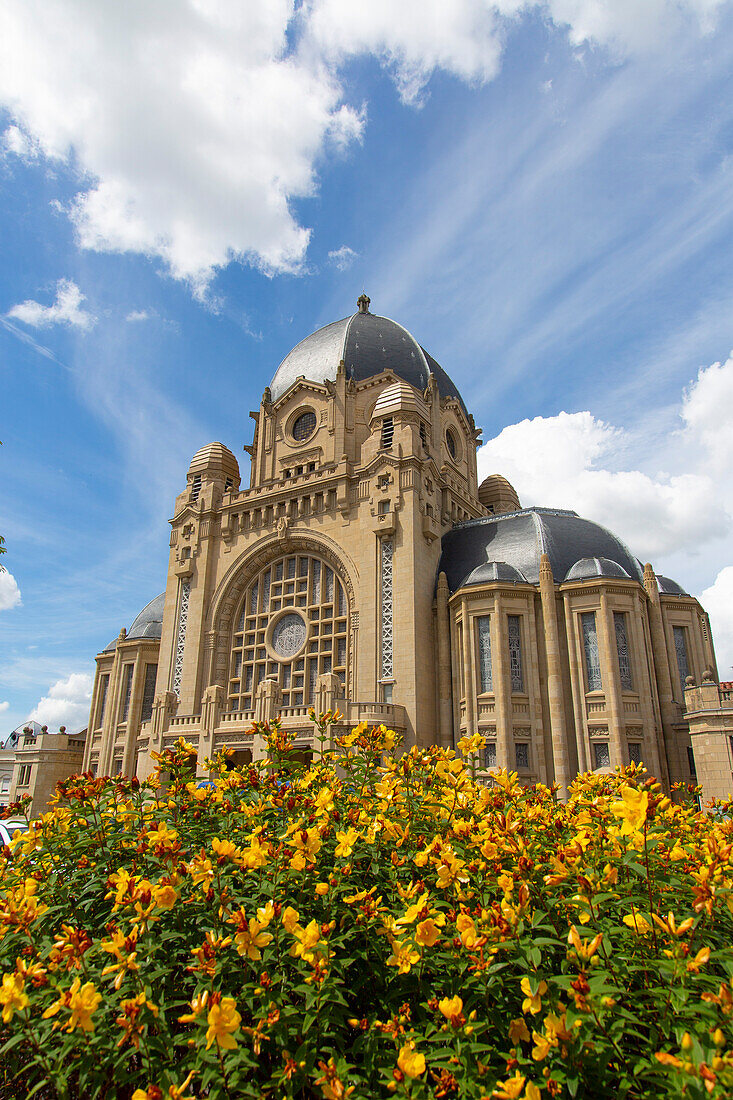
271, 613, 307, 658
292, 410, 316, 442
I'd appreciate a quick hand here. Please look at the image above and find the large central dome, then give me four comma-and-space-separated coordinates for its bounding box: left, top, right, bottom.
269, 296, 468, 417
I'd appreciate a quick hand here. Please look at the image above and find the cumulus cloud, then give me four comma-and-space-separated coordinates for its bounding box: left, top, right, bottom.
29, 672, 93, 733
478, 352, 733, 564
126, 310, 152, 323
0, 571, 21, 611
702, 567, 733, 681
327, 245, 359, 271
0, 702, 9, 714
7, 279, 95, 331
0, 1, 726, 292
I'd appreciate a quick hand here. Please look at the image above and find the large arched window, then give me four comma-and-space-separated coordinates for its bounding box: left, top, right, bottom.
227, 553, 349, 712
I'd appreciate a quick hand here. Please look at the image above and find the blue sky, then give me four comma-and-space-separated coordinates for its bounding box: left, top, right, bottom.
2, 0, 733, 731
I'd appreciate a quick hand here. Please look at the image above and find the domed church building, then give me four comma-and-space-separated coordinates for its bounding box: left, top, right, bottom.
82, 296, 731, 799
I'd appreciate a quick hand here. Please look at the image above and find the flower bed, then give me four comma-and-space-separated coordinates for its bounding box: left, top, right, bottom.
1, 716, 733, 1099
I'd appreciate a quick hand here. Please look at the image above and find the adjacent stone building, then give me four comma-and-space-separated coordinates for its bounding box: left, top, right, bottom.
81, 296, 729, 799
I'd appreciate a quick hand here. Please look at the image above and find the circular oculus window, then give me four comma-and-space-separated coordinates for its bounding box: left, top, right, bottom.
446, 427, 458, 461
271, 612, 307, 659
292, 409, 317, 442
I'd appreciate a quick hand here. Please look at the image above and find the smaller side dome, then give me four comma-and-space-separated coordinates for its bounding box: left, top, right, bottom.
188, 442, 240, 484
565, 557, 630, 581
657, 575, 689, 596
478, 474, 521, 515
370, 380, 428, 422
463, 561, 527, 586
104, 593, 165, 652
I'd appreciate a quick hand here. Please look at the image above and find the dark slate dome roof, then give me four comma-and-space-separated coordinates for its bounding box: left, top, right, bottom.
269, 300, 468, 419
464, 561, 528, 585
105, 593, 165, 652
565, 557, 631, 581
440, 508, 644, 592
657, 575, 689, 596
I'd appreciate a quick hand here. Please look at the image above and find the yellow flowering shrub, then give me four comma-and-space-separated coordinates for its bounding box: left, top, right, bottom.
1, 716, 733, 1099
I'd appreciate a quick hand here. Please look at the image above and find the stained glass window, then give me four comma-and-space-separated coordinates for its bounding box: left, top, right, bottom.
483, 741, 497, 769
476, 616, 493, 692
628, 742, 642, 764
673, 626, 690, 695
97, 674, 110, 728
581, 612, 602, 691
507, 615, 524, 692
515, 743, 529, 769
120, 664, 134, 722
229, 555, 349, 713
140, 664, 158, 722
614, 612, 633, 690
593, 742, 610, 769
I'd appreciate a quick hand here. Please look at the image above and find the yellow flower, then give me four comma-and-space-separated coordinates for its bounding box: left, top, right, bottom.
397, 1041, 426, 1078
623, 911, 653, 936
438, 995, 464, 1026
44, 978, 101, 1032
520, 977, 548, 1015
256, 901, 275, 926
415, 918, 441, 947
386, 940, 420, 974
456, 912, 479, 948
335, 827, 359, 858
232, 916, 273, 961
178, 990, 209, 1023
315, 882, 330, 896
610, 786, 649, 836
152, 883, 178, 910
508, 1017, 531, 1044
0, 972, 28, 1023
567, 925, 603, 960
205, 996, 241, 1051
290, 919, 321, 962
282, 906, 301, 934
492, 1072, 526, 1098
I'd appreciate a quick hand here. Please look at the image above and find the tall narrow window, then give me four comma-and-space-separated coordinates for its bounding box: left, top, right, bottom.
419, 421, 427, 449
687, 746, 697, 777
628, 742, 642, 764
120, 663, 134, 722
507, 615, 524, 692
190, 473, 202, 501
673, 626, 691, 694
581, 612, 602, 691
614, 612, 633, 690
515, 743, 529, 769
381, 417, 394, 449
593, 742, 610, 769
97, 674, 110, 728
483, 742, 497, 769
140, 664, 158, 722
476, 616, 493, 692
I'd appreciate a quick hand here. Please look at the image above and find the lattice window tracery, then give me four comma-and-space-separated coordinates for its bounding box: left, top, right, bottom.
228, 554, 349, 713
614, 612, 633, 690
172, 579, 190, 697
476, 615, 493, 693
581, 611, 602, 692
673, 625, 690, 695
507, 614, 524, 693
380, 539, 394, 682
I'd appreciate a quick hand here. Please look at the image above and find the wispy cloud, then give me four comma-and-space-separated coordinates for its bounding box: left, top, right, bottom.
0, 317, 69, 369
0, 571, 21, 611
328, 245, 359, 271
7, 279, 95, 331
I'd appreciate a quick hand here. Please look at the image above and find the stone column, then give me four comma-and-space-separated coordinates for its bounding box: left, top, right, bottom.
436, 573, 454, 748
643, 563, 678, 786
492, 595, 512, 771
598, 589, 625, 769
539, 555, 570, 798
199, 684, 224, 772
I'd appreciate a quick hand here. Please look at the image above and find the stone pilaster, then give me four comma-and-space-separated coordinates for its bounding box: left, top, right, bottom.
539, 555, 570, 797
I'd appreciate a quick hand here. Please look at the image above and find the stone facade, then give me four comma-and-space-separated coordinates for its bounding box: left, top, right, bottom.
8, 726, 86, 813
76, 298, 729, 802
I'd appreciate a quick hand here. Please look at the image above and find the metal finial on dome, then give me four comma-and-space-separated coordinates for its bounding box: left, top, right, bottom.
357, 293, 370, 314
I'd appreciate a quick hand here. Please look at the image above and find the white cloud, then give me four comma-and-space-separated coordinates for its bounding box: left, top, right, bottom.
126, 310, 152, 323
0, 702, 9, 714
702, 567, 733, 681
0, 1, 726, 292
7, 279, 95, 332
327, 245, 358, 271
0, 571, 21, 611
29, 672, 93, 733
